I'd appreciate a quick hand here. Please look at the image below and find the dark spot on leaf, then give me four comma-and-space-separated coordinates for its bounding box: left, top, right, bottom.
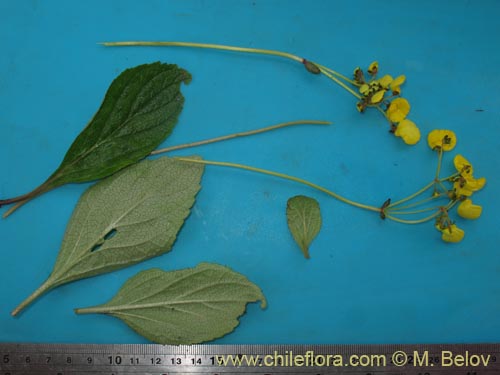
91, 229, 117, 252
90, 242, 103, 252
104, 228, 117, 240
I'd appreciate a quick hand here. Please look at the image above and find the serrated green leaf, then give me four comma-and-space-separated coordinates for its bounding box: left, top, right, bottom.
11, 156, 204, 316
75, 263, 266, 344
286, 195, 322, 259
1, 62, 191, 216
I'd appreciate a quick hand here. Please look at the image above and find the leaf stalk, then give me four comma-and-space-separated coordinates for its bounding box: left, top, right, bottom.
11, 278, 54, 317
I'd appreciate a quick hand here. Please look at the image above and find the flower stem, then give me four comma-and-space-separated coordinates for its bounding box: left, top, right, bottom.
318, 67, 362, 99
315, 62, 360, 86
388, 194, 444, 211
385, 200, 458, 225
435, 148, 443, 180
440, 172, 460, 182
436, 180, 450, 195
102, 41, 304, 62
175, 157, 380, 213
388, 180, 435, 208
102, 41, 362, 99
385, 211, 441, 224
386, 205, 443, 215
150, 120, 331, 155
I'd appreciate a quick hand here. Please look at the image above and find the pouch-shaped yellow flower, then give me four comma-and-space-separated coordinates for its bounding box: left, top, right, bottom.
386, 98, 410, 123
454, 154, 473, 175
427, 129, 457, 151
394, 119, 420, 145
391, 75, 406, 89
453, 180, 474, 197
453, 155, 486, 194
436, 224, 465, 243
457, 199, 482, 220
359, 83, 370, 95
378, 74, 393, 89
368, 61, 378, 75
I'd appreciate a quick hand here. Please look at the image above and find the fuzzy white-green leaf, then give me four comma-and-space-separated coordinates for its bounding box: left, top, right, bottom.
75, 263, 267, 344
286, 195, 322, 258
12, 156, 204, 316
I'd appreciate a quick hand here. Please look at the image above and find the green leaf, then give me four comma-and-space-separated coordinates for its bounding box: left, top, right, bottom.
1, 62, 191, 216
75, 263, 266, 345
286, 195, 322, 259
11, 156, 204, 316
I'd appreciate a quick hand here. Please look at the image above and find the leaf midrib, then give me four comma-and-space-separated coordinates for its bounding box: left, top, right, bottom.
96, 297, 257, 313
51, 68, 183, 185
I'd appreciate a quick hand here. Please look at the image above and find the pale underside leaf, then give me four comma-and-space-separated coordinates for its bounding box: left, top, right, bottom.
75, 263, 267, 345
12, 156, 204, 315
286, 195, 322, 258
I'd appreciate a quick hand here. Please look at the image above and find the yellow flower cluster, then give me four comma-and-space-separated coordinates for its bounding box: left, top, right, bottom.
355, 62, 406, 105
427, 130, 486, 243
452, 154, 486, 198
354, 62, 420, 145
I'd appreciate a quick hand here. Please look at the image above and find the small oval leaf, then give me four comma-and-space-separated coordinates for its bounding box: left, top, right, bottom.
75, 263, 267, 344
286, 195, 322, 258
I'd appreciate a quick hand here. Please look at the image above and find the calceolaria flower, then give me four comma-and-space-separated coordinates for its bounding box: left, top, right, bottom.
435, 223, 465, 243
453, 154, 486, 197
378, 74, 393, 89
351, 63, 417, 144
390, 75, 405, 95
386, 97, 410, 123
394, 119, 420, 145
457, 199, 482, 220
427, 129, 457, 151
353, 67, 365, 84
367, 61, 378, 75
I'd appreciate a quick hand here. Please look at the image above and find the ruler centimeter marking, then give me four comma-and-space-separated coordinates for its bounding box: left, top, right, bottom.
1, 343, 500, 374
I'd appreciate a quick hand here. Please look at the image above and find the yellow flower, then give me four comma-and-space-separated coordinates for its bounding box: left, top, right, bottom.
427, 129, 457, 151
359, 83, 370, 95
453, 154, 486, 196
391, 86, 402, 95
454, 154, 473, 175
353, 67, 364, 84
394, 119, 420, 145
453, 180, 474, 197
437, 224, 465, 243
457, 199, 482, 220
356, 101, 366, 113
378, 74, 393, 89
390, 75, 405, 95
391, 75, 406, 89
368, 61, 378, 75
371, 90, 385, 104
386, 97, 410, 123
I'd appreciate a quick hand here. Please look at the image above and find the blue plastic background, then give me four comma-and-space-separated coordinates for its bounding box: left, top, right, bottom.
0, 0, 499, 344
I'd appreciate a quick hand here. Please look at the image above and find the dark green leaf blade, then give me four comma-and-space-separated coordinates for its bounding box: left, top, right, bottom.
75, 263, 267, 344
1, 62, 191, 216
286, 195, 322, 258
11, 156, 203, 316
